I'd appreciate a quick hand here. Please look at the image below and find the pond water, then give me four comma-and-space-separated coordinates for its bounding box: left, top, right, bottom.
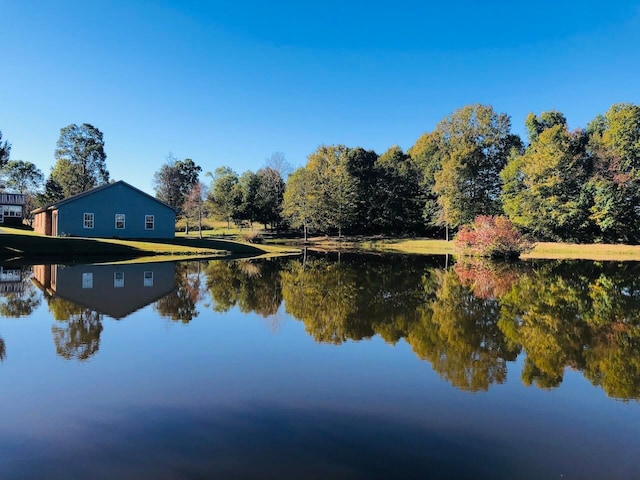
0, 253, 639, 479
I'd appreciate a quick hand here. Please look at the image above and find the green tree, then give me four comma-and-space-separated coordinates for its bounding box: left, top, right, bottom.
153, 155, 202, 223
524, 110, 567, 143
283, 167, 314, 241
584, 103, 640, 242
375, 145, 423, 233
0, 130, 11, 168
208, 166, 242, 229
408, 130, 444, 229
501, 120, 591, 241
50, 123, 109, 197
1, 160, 44, 194
1, 160, 45, 224
344, 147, 380, 232
255, 167, 285, 229
37, 176, 65, 206
432, 105, 522, 235
306, 145, 358, 238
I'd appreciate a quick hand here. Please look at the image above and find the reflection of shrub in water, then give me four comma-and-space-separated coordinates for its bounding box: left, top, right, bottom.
0, 336, 5, 362
454, 259, 523, 300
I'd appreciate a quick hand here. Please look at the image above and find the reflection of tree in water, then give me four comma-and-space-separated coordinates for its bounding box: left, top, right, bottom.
498, 261, 640, 400
154, 262, 203, 323
0, 269, 42, 317
282, 258, 363, 343
279, 255, 640, 399
48, 296, 103, 361
205, 259, 283, 319
281, 254, 518, 392
409, 269, 520, 392
0, 336, 5, 362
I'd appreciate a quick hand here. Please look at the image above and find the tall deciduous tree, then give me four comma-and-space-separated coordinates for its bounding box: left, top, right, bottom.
375, 145, 423, 233
432, 105, 522, 235
255, 167, 285, 229
408, 130, 444, 228
153, 154, 202, 220
236, 170, 261, 228
585, 103, 640, 242
306, 145, 358, 238
501, 121, 590, 241
1, 160, 44, 194
50, 123, 109, 198
182, 182, 208, 237
345, 147, 379, 232
208, 166, 241, 229
283, 167, 314, 241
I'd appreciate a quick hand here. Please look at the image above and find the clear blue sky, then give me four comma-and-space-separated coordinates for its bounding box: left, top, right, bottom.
2, 0, 639, 194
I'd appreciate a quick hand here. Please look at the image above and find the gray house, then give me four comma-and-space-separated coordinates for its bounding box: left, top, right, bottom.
32, 181, 175, 239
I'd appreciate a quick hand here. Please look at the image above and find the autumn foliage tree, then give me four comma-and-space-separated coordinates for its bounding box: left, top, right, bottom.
455, 215, 531, 259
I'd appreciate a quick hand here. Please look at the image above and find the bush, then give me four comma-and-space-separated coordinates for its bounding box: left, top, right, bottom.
455, 215, 532, 259
241, 230, 263, 244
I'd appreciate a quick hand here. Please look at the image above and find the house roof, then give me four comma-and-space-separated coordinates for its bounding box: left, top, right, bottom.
0, 193, 26, 205
31, 180, 175, 214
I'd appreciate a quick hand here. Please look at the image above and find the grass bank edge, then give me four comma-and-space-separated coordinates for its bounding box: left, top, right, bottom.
0, 227, 300, 259
271, 236, 640, 261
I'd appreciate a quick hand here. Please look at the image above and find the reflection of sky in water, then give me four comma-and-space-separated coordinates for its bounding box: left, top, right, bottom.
0, 259, 639, 479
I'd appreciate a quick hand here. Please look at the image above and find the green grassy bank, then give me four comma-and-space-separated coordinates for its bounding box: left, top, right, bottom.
272, 236, 640, 261
0, 227, 298, 261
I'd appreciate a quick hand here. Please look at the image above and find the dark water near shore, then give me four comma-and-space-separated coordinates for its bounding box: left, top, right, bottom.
0, 254, 639, 479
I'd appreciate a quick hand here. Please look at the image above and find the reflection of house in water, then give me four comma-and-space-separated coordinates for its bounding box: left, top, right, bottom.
0, 266, 24, 293
33, 263, 176, 319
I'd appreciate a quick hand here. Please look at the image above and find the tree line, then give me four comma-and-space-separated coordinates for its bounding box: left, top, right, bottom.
2, 101, 639, 243
285, 103, 640, 243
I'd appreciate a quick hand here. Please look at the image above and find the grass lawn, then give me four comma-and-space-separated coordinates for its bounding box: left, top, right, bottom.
271, 235, 640, 261
0, 227, 299, 261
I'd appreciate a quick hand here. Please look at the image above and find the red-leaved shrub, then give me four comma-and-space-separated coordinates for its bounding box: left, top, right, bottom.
455, 215, 532, 259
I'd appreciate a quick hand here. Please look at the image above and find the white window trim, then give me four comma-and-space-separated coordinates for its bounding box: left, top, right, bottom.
143, 271, 154, 287
84, 212, 94, 229
115, 213, 125, 229
114, 271, 125, 288
145, 215, 155, 230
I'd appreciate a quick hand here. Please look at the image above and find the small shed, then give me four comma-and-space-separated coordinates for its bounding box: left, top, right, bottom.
32, 181, 175, 239
0, 192, 26, 226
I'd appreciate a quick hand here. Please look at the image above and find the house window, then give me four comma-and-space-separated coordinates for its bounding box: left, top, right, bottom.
145, 215, 154, 230
2, 206, 22, 217
143, 271, 153, 287
82, 272, 93, 289
84, 213, 94, 229
115, 213, 125, 229
114, 271, 124, 288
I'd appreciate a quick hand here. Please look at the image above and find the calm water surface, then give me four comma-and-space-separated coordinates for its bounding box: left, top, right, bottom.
0, 254, 639, 479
